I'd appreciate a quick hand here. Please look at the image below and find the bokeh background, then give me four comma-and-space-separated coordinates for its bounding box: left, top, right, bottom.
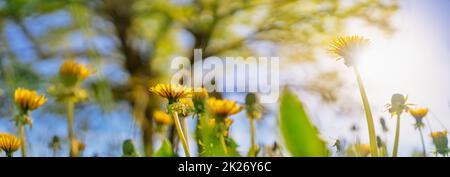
0, 0, 449, 157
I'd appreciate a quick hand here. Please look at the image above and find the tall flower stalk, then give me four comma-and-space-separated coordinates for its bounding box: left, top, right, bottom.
66, 101, 76, 156
329, 35, 378, 157
354, 67, 378, 157
386, 93, 411, 157
49, 59, 92, 157
392, 114, 401, 157
13, 88, 47, 157
245, 93, 263, 157
150, 84, 192, 157
206, 98, 242, 156
172, 111, 190, 157
409, 107, 429, 156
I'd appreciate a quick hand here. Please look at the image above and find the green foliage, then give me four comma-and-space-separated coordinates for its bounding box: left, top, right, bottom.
0, 0, 400, 157
153, 139, 176, 157
225, 137, 241, 157
279, 88, 328, 157
197, 114, 228, 157
197, 114, 241, 157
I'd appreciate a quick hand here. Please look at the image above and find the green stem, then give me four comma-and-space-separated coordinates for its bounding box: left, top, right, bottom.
19, 124, 26, 157
220, 134, 228, 156
182, 117, 189, 147
6, 151, 13, 157
354, 67, 378, 157
418, 127, 426, 157
249, 118, 257, 157
172, 112, 190, 157
392, 114, 401, 157
66, 101, 77, 157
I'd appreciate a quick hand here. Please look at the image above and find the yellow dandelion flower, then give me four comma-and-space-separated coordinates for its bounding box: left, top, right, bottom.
193, 88, 208, 102
59, 60, 92, 86
153, 110, 173, 125
0, 133, 21, 156
329, 35, 370, 66
409, 107, 428, 120
206, 98, 242, 118
431, 131, 448, 139
431, 131, 449, 156
14, 88, 47, 112
149, 84, 192, 103
357, 144, 371, 157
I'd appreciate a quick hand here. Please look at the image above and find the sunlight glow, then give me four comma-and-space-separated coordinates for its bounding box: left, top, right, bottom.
342, 4, 450, 155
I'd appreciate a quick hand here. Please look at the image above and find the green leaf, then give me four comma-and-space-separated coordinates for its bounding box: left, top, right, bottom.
153, 139, 176, 157
122, 139, 140, 157
226, 137, 241, 157
279, 88, 328, 157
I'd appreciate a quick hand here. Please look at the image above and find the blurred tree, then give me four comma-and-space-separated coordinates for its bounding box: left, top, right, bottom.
0, 0, 398, 156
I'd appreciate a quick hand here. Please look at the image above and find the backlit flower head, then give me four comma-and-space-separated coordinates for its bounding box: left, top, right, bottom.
59, 60, 92, 86
206, 98, 242, 119
14, 88, 47, 112
149, 84, 192, 104
329, 35, 370, 67
153, 110, 173, 125
0, 133, 21, 156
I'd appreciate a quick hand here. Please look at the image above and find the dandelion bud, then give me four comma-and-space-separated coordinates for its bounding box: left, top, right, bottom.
332, 139, 342, 152
122, 139, 139, 157
222, 118, 234, 137
379, 117, 389, 132
388, 93, 410, 116
49, 135, 61, 152
245, 93, 263, 119
376, 136, 384, 148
